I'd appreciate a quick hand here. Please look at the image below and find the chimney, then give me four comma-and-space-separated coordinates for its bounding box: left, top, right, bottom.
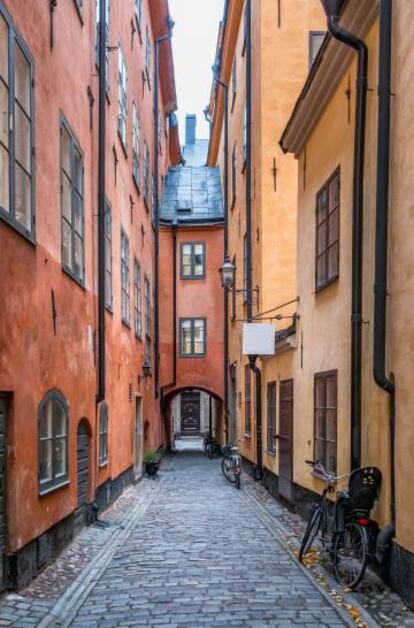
185, 114, 196, 145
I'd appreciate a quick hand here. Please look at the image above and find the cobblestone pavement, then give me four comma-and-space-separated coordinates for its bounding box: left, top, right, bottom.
0, 452, 410, 626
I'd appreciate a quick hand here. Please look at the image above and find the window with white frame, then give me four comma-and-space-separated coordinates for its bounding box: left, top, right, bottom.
134, 258, 142, 339
61, 116, 84, 283
0, 8, 35, 238
121, 228, 130, 325
38, 390, 69, 494
132, 102, 141, 188
118, 45, 127, 148
180, 318, 206, 356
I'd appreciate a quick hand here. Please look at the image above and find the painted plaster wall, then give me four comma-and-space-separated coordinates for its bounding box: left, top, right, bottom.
159, 225, 224, 402
0, 0, 173, 553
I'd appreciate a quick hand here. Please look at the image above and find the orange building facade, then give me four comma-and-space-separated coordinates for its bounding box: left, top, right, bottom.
0, 0, 180, 588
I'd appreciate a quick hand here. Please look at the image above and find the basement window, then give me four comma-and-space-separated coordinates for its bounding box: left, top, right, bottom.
314, 370, 337, 475
315, 168, 340, 291
38, 390, 69, 495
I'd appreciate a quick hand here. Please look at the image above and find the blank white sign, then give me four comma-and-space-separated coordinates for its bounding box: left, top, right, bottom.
242, 323, 275, 356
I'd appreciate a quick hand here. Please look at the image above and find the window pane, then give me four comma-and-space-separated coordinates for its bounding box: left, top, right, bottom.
73, 148, 82, 194
0, 80, 8, 148
181, 321, 191, 354
39, 439, 53, 482
317, 223, 327, 255
15, 44, 30, 115
330, 174, 339, 207
74, 233, 83, 278
329, 207, 339, 244
0, 144, 9, 212
328, 242, 339, 278
74, 191, 82, 234
62, 219, 72, 267
40, 401, 53, 438
61, 126, 71, 174
317, 190, 328, 224
194, 320, 205, 354
53, 400, 66, 437
327, 442, 337, 474
0, 15, 8, 85
15, 103, 31, 172
15, 163, 31, 229
315, 409, 326, 439
194, 244, 204, 275
61, 173, 71, 221
316, 254, 327, 288
54, 437, 66, 477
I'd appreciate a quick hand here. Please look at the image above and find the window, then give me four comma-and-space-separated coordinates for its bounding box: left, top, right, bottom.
243, 234, 248, 299
104, 199, 112, 309
144, 276, 151, 338
0, 9, 35, 238
267, 382, 276, 452
145, 26, 152, 85
99, 402, 108, 465
180, 242, 205, 279
61, 116, 84, 283
143, 141, 150, 205
38, 390, 69, 494
231, 145, 237, 207
314, 371, 337, 474
242, 4, 247, 56
95, 0, 110, 91
134, 0, 142, 31
134, 258, 142, 339
245, 364, 251, 434
132, 102, 141, 188
243, 104, 247, 165
121, 229, 130, 325
180, 318, 206, 357
118, 45, 127, 148
309, 31, 326, 69
316, 168, 340, 291
231, 58, 237, 110
74, 0, 83, 16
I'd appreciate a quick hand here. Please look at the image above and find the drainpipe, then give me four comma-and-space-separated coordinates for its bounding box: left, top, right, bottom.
323, 4, 368, 471
245, 0, 253, 323
154, 29, 173, 401
373, 0, 396, 562
97, 0, 107, 403
249, 355, 263, 480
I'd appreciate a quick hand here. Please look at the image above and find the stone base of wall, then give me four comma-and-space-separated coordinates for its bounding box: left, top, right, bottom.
7, 466, 134, 590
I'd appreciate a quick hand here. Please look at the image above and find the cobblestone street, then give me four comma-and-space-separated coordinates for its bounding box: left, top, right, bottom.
0, 452, 411, 627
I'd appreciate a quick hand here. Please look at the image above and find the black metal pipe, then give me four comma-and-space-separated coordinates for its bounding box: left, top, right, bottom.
245, 0, 253, 322
97, 0, 107, 403
249, 355, 262, 479
326, 14, 368, 471
374, 0, 395, 529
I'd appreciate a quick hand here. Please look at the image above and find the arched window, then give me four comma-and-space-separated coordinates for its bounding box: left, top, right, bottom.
99, 402, 109, 465
38, 390, 69, 494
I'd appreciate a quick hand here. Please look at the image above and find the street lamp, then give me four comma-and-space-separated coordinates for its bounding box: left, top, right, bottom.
220, 256, 236, 290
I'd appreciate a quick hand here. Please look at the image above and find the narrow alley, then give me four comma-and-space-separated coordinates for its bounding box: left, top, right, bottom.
0, 454, 359, 627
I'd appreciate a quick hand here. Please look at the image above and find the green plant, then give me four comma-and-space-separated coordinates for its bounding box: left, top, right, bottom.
143, 450, 161, 465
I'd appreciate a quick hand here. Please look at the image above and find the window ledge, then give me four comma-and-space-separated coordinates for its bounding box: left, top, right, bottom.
315, 274, 339, 294
39, 479, 70, 497
179, 354, 206, 359
179, 275, 206, 281
0, 211, 36, 246
99, 459, 108, 469
135, 333, 142, 342
244, 432, 252, 438
62, 266, 86, 291
122, 319, 131, 330
118, 132, 128, 159
266, 449, 276, 457
132, 176, 141, 195
105, 304, 113, 315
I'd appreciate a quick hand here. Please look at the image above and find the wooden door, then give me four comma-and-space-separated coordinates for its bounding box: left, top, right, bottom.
0, 397, 6, 591
77, 421, 90, 508
278, 380, 294, 503
229, 364, 237, 443
134, 397, 143, 478
180, 392, 201, 434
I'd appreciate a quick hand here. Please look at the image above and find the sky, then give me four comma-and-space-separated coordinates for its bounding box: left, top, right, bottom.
169, 0, 224, 143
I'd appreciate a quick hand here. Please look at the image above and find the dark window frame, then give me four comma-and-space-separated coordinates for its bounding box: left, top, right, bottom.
314, 370, 338, 475
180, 242, 206, 279
134, 257, 142, 339
99, 401, 108, 466
120, 227, 130, 326
60, 114, 85, 287
179, 317, 207, 357
231, 144, 237, 208
0, 4, 36, 243
38, 389, 69, 495
309, 31, 326, 69
244, 364, 251, 434
231, 57, 237, 111
315, 167, 340, 292
104, 198, 113, 311
267, 381, 277, 453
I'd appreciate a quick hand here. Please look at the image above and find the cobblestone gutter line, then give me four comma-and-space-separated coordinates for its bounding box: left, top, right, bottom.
38, 476, 165, 628
241, 485, 380, 628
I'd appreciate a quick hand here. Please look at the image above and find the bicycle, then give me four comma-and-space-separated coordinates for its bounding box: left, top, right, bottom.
221, 444, 242, 489
299, 460, 381, 589
203, 431, 221, 459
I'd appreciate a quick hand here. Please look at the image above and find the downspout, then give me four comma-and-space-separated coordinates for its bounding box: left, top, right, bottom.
249, 356, 263, 480
325, 11, 368, 471
245, 0, 253, 323
97, 0, 107, 403
373, 0, 396, 562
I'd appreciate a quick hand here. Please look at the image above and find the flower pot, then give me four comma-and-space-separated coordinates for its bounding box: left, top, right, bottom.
145, 460, 160, 476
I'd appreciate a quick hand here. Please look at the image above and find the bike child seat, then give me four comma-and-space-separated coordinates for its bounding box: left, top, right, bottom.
346, 467, 382, 516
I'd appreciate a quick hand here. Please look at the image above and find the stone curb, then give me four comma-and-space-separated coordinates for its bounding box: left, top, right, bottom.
241, 484, 380, 628
37, 475, 165, 627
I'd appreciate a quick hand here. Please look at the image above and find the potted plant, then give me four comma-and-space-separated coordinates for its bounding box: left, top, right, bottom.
143, 450, 161, 477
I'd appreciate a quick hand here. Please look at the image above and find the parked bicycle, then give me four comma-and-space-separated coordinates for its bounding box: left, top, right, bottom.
299, 459, 381, 589
203, 431, 221, 459
221, 443, 242, 489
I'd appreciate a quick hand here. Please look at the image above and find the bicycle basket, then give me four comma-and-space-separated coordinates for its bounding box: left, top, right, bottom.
221, 445, 233, 456
347, 467, 382, 515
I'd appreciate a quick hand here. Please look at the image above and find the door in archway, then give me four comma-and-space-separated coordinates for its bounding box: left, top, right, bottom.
180, 392, 201, 434
77, 421, 90, 510
134, 397, 143, 478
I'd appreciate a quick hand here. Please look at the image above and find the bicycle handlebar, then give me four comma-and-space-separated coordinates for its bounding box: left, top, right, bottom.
305, 459, 350, 484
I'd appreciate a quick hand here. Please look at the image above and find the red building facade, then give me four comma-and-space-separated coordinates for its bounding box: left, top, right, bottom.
0, 0, 179, 588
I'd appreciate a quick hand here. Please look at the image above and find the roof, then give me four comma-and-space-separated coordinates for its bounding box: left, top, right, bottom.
149, 0, 178, 115
160, 165, 224, 225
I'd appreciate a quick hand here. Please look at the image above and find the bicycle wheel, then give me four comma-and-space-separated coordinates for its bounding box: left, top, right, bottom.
333, 523, 368, 589
222, 455, 236, 483
207, 443, 213, 460
299, 506, 322, 563
235, 473, 241, 490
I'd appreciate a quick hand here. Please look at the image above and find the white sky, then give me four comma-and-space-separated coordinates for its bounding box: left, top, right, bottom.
169, 0, 225, 143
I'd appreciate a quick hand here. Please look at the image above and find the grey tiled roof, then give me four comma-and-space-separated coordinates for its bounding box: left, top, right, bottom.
182, 139, 209, 167
160, 165, 224, 224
